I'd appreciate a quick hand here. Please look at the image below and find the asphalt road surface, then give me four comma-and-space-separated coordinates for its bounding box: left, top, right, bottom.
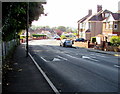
29, 39, 120, 93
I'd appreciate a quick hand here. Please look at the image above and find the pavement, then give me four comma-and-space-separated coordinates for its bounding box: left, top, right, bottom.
2, 44, 54, 93
2, 43, 120, 93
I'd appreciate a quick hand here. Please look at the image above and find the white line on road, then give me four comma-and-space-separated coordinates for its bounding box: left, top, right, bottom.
41, 57, 49, 62
57, 56, 68, 61
66, 54, 98, 62
114, 65, 120, 68
91, 54, 106, 57
28, 53, 60, 94
82, 56, 98, 61
66, 54, 79, 59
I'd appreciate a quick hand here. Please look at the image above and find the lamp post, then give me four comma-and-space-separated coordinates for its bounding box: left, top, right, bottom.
78, 23, 80, 38
26, 2, 29, 57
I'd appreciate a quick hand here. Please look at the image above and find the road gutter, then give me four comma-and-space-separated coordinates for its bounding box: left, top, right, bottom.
28, 52, 60, 94
87, 49, 120, 57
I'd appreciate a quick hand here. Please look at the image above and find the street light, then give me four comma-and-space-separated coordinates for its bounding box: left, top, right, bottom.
26, 2, 29, 57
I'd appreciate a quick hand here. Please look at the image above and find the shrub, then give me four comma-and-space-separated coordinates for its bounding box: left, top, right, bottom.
60, 35, 66, 39
20, 36, 25, 39
110, 36, 120, 46
32, 34, 46, 37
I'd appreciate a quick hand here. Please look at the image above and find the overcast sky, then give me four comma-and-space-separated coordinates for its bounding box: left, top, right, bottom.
32, 0, 120, 28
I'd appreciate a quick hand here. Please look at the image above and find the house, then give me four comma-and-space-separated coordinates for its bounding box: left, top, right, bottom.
77, 9, 92, 39
77, 5, 112, 43
102, 12, 120, 42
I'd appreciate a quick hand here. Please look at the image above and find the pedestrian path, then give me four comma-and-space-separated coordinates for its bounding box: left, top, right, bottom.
3, 44, 53, 93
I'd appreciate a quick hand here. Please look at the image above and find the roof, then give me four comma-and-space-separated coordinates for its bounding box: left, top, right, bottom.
78, 9, 120, 23
89, 10, 111, 21
103, 13, 120, 22
78, 15, 90, 23
112, 13, 120, 20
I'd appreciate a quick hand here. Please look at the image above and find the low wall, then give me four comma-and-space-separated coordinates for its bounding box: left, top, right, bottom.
73, 42, 89, 48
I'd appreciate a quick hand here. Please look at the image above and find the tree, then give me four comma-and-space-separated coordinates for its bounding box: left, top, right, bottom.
2, 2, 45, 41
57, 26, 66, 32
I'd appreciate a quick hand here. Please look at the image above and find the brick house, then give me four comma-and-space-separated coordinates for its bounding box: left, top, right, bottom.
102, 13, 120, 42
77, 5, 112, 42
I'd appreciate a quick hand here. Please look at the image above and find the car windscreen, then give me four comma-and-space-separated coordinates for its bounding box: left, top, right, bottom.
66, 40, 72, 43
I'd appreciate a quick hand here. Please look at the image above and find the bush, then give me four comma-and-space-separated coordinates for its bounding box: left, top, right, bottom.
60, 35, 66, 39
110, 36, 120, 46
20, 36, 25, 39
32, 34, 46, 37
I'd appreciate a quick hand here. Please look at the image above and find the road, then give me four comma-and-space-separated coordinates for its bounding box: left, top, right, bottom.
29, 39, 120, 93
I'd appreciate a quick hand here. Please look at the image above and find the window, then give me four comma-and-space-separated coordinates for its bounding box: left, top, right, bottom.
109, 24, 113, 29
109, 22, 113, 29
105, 13, 110, 18
114, 24, 118, 30
89, 22, 91, 30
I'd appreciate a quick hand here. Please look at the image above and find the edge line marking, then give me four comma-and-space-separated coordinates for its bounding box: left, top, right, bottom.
28, 52, 60, 94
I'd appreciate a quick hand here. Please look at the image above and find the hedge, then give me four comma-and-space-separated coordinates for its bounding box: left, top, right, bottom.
32, 34, 46, 37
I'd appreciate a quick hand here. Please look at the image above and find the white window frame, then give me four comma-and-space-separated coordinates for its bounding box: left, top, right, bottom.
105, 13, 110, 18
114, 24, 118, 30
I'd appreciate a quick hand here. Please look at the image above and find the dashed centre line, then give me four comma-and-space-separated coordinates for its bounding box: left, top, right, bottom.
114, 65, 120, 68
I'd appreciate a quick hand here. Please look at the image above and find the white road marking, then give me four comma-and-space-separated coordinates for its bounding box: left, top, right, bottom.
57, 56, 68, 61
66, 54, 98, 62
53, 58, 61, 62
28, 53, 60, 94
114, 65, 120, 68
91, 54, 109, 58
82, 56, 98, 61
82, 56, 90, 59
91, 54, 106, 57
66, 54, 78, 59
41, 57, 49, 62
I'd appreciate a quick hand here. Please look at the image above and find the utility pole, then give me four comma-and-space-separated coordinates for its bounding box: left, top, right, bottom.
78, 23, 80, 38
26, 2, 29, 57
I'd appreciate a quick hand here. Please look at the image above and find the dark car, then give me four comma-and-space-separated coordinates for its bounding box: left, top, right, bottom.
60, 39, 73, 47
75, 38, 85, 42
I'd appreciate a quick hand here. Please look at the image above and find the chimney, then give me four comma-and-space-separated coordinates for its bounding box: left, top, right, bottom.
88, 9, 92, 16
97, 5, 102, 12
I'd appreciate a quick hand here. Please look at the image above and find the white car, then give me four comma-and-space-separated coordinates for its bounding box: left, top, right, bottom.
60, 39, 73, 47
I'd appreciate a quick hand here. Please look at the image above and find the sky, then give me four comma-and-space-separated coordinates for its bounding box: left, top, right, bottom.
32, 0, 120, 29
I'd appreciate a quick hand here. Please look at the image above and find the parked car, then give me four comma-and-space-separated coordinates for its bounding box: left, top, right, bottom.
60, 39, 73, 47
53, 36, 61, 40
74, 38, 85, 42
